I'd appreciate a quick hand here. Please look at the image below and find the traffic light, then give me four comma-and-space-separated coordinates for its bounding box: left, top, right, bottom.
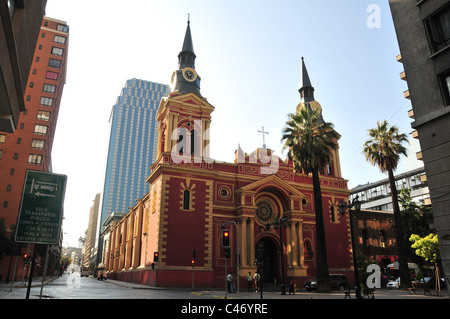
153, 252, 159, 262
23, 254, 31, 265
191, 259, 195, 268
193, 249, 197, 259
221, 229, 230, 247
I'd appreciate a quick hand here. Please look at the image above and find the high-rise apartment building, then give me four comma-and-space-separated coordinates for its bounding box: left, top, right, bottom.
0, 0, 47, 133
100, 79, 169, 227
0, 16, 69, 280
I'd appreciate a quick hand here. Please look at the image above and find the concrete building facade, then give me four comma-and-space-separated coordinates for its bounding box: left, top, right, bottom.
0, 0, 47, 133
389, 0, 450, 293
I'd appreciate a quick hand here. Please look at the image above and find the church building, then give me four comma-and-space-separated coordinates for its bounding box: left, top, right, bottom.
104, 21, 353, 288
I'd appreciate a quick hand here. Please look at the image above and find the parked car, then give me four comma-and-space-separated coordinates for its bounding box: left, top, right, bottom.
304, 274, 349, 291
387, 277, 400, 289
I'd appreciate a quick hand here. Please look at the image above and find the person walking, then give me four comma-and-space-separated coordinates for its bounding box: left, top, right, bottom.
227, 273, 232, 293
246, 272, 253, 292
253, 272, 261, 293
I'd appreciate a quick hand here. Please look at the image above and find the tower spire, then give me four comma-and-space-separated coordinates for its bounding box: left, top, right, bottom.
171, 20, 202, 97
179, 20, 195, 67
299, 57, 315, 103
296, 57, 324, 124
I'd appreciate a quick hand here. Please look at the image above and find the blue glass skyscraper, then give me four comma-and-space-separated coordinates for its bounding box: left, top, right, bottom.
100, 79, 169, 227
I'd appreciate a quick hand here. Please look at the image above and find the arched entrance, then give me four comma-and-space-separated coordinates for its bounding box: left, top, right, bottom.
255, 237, 278, 284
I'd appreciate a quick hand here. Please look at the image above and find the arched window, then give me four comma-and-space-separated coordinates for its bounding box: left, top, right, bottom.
183, 189, 190, 210
304, 240, 314, 261
178, 134, 184, 155
190, 129, 198, 155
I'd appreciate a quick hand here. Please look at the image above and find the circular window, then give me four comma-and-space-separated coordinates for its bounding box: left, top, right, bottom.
219, 186, 231, 200
255, 200, 275, 224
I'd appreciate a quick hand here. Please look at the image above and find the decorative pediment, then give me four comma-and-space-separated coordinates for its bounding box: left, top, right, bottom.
170, 92, 214, 111
156, 92, 214, 122
237, 175, 307, 200
236, 175, 309, 215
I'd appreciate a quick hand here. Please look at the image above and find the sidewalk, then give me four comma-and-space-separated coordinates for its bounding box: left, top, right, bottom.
0, 276, 57, 290
1, 275, 448, 299
105, 278, 449, 299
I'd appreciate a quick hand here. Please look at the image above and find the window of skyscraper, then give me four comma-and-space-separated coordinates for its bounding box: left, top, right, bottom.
48, 59, 61, 68
54, 35, 66, 44
34, 125, 48, 135
425, 3, 450, 53
43, 84, 56, 93
28, 154, 43, 165
40, 96, 54, 107
56, 24, 69, 33
37, 111, 51, 121
46, 71, 59, 80
51, 47, 64, 56
31, 139, 45, 150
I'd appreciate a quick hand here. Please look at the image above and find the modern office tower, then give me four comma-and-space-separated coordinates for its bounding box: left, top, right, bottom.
0, 0, 47, 133
0, 16, 69, 280
389, 0, 450, 294
100, 79, 169, 227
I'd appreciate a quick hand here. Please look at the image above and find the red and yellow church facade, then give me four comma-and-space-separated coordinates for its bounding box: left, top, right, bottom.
103, 22, 353, 288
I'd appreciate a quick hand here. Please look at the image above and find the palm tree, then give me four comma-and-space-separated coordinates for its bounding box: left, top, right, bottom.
363, 120, 409, 288
281, 107, 340, 292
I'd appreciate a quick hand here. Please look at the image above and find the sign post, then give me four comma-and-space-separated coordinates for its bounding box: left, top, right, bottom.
15, 171, 67, 298
15, 171, 67, 245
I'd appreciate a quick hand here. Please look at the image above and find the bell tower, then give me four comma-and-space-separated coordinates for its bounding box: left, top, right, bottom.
296, 58, 342, 177
156, 21, 214, 161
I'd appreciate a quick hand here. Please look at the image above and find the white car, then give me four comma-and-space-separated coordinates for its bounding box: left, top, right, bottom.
387, 277, 400, 289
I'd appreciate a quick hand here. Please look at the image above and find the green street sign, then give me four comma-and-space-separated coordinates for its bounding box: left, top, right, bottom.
15, 171, 67, 245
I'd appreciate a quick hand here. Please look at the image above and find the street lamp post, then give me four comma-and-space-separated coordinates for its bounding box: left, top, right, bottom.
338, 196, 362, 299
266, 217, 288, 295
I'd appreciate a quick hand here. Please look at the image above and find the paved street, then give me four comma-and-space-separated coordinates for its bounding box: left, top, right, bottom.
0, 273, 448, 300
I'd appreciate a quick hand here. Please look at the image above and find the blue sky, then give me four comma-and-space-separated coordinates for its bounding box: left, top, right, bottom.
45, 0, 420, 247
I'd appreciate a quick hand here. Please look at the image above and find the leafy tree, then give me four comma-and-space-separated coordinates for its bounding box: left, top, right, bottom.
410, 233, 441, 294
281, 107, 339, 292
398, 188, 434, 264
363, 120, 410, 288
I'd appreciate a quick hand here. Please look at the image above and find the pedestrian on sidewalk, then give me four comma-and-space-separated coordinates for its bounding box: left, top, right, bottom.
253, 272, 260, 293
227, 273, 232, 293
246, 272, 253, 292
